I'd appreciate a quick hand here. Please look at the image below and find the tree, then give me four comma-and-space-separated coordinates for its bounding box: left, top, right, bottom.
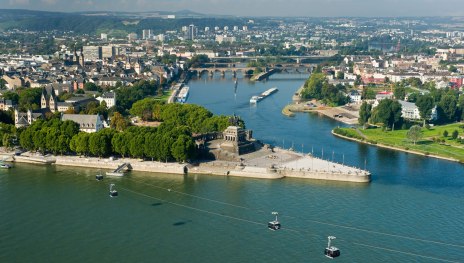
110, 112, 128, 131
300, 73, 348, 106
33, 129, 47, 153
0, 110, 13, 124
438, 94, 458, 123
111, 132, 131, 158
371, 99, 403, 129
443, 130, 449, 137
129, 133, 145, 158
19, 129, 34, 150
448, 65, 458, 73
336, 71, 344, 80
359, 101, 372, 126
171, 135, 195, 162
71, 132, 90, 156
18, 87, 42, 110
188, 54, 210, 68
2, 133, 13, 150
393, 85, 406, 100
407, 125, 422, 145
0, 79, 6, 89
2, 91, 19, 104
416, 94, 435, 124
84, 82, 100, 91
144, 132, 159, 161
452, 130, 459, 140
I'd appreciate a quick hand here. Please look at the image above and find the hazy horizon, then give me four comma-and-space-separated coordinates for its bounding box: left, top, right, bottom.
2, 0, 464, 17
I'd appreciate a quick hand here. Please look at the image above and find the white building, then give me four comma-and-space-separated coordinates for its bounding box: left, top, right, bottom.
96, 91, 116, 108
398, 100, 437, 121
142, 29, 152, 40
349, 90, 362, 103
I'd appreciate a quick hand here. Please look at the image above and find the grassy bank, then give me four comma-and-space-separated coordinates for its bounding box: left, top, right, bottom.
333, 123, 464, 162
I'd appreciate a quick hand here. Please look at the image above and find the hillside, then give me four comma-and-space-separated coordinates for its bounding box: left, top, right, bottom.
0, 9, 245, 35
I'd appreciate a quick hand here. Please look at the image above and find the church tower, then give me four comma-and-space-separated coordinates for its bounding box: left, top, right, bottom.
48, 87, 57, 112
41, 88, 49, 109
80, 46, 85, 67
74, 48, 79, 64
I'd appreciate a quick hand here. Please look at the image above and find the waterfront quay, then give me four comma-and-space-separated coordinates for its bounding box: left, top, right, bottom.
1, 145, 370, 183
240, 146, 370, 183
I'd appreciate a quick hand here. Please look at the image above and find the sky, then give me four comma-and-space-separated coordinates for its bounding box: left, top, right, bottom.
2, 0, 464, 17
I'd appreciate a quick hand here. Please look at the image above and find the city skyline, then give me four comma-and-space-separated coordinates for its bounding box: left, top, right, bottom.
3, 0, 464, 17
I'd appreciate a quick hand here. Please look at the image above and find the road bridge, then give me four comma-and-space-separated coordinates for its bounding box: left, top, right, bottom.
189, 67, 256, 77
208, 55, 333, 63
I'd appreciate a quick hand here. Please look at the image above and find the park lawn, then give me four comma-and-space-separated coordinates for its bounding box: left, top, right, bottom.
153, 90, 172, 102
338, 123, 464, 162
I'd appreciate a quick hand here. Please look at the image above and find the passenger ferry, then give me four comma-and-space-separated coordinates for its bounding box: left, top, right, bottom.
177, 86, 190, 103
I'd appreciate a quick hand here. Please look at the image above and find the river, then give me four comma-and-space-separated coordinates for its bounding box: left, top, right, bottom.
0, 72, 463, 262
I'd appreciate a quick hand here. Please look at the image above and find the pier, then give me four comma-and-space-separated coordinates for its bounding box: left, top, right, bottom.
106, 162, 132, 176
250, 68, 279, 81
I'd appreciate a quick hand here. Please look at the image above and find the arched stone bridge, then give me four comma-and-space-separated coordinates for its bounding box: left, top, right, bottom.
189, 67, 256, 77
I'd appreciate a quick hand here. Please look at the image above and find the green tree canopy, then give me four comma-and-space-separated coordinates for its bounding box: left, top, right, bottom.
371, 99, 403, 129
415, 94, 435, 121
438, 94, 458, 123
359, 101, 372, 126
407, 125, 422, 145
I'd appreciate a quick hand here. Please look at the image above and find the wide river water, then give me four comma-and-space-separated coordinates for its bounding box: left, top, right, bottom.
1, 72, 463, 263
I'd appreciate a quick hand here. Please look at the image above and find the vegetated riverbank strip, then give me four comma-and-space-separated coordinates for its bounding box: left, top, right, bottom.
0, 148, 370, 183
331, 129, 462, 163
282, 85, 359, 125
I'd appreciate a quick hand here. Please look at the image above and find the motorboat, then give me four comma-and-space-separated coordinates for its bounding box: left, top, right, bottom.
0, 163, 12, 169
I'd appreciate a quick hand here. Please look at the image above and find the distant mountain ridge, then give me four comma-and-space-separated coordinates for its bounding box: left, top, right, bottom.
0, 9, 244, 36
0, 8, 207, 19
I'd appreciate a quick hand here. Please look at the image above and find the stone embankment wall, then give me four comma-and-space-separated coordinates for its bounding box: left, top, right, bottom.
0, 154, 56, 164
192, 162, 283, 179
278, 168, 371, 183
55, 156, 186, 175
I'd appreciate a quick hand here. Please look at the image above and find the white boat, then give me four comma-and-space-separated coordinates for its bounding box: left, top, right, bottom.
106, 172, 124, 177
250, 95, 262, 104
0, 163, 12, 169
177, 86, 190, 103
250, 87, 278, 104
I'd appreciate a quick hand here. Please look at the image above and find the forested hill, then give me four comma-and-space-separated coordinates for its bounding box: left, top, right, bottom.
0, 9, 246, 36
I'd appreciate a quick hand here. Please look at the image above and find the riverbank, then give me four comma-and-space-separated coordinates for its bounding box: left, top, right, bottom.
1, 147, 371, 183
332, 128, 463, 163
282, 102, 359, 125
282, 85, 359, 124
